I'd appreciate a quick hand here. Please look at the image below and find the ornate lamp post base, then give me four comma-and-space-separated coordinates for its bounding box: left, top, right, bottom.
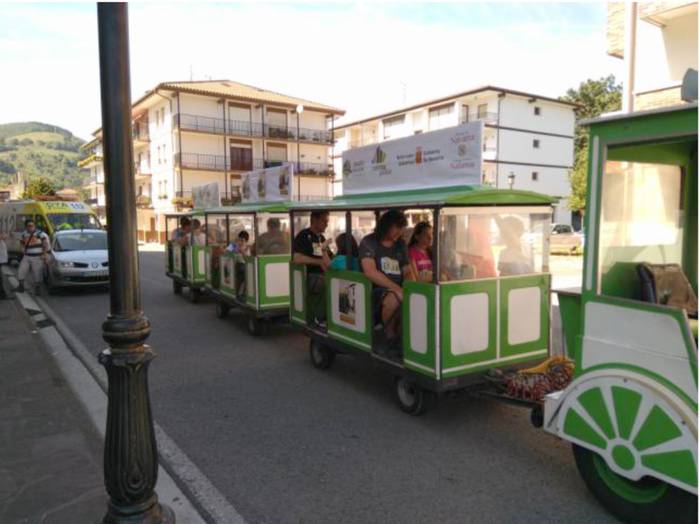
99, 347, 175, 524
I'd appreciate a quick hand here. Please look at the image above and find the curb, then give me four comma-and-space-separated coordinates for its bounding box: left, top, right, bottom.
3, 267, 246, 524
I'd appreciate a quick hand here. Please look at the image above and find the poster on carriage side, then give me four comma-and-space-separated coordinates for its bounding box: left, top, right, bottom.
192, 182, 221, 209
241, 163, 294, 203
341, 121, 483, 195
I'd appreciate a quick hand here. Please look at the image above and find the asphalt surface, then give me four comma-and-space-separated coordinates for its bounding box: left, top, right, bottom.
42, 249, 617, 524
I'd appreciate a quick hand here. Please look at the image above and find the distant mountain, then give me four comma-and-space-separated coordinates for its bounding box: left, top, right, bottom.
0, 122, 88, 194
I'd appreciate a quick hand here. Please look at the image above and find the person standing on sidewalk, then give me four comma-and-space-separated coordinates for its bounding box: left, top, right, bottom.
0, 231, 8, 299
17, 219, 50, 295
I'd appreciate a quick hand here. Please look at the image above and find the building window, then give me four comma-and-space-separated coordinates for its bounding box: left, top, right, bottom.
382, 115, 405, 140
534, 106, 541, 116
477, 104, 488, 119
461, 105, 469, 124
532, 171, 539, 181
157, 146, 162, 164
533, 139, 540, 149
428, 104, 453, 131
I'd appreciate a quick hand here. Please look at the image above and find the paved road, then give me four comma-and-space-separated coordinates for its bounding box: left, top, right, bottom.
42, 248, 616, 524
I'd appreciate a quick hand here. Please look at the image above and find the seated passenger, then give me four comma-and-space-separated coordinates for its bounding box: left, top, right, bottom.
408, 221, 433, 282
359, 209, 412, 342
191, 219, 206, 246
227, 230, 250, 255
497, 216, 533, 276
293, 210, 331, 325
255, 218, 289, 255
329, 233, 359, 271
171, 217, 192, 246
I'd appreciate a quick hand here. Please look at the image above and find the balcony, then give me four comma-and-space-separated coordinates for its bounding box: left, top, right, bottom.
296, 162, 334, 177
78, 154, 103, 168
132, 124, 150, 145
173, 113, 333, 144
175, 152, 265, 172
135, 164, 152, 179
462, 111, 499, 126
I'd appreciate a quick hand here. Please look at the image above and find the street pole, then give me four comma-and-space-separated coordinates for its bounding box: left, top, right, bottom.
96, 4, 174, 523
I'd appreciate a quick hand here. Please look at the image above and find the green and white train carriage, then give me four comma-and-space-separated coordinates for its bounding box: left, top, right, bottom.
164, 211, 207, 301
203, 202, 292, 335
290, 185, 557, 414
544, 103, 698, 522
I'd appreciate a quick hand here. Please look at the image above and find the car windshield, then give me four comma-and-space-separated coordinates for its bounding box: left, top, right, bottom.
54, 232, 107, 251
48, 213, 101, 231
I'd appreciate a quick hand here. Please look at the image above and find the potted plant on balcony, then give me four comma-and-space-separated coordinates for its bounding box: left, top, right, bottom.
172, 196, 193, 210
135, 195, 152, 208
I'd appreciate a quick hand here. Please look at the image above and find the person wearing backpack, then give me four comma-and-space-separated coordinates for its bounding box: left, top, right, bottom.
16, 219, 50, 295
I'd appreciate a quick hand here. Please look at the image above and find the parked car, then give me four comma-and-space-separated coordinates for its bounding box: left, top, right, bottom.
549, 223, 583, 254
45, 229, 109, 292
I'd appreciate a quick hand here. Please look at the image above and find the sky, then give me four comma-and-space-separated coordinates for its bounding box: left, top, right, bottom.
0, 2, 623, 140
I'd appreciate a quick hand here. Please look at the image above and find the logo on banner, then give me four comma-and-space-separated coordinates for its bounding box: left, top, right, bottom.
241, 163, 294, 203
342, 121, 483, 194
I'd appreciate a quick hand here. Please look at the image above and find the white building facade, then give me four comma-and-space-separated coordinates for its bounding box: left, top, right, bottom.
333, 86, 576, 225
83, 79, 344, 242
607, 2, 698, 112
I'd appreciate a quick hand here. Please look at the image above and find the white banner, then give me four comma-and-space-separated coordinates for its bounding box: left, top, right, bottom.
241, 163, 294, 203
341, 121, 483, 195
192, 182, 221, 209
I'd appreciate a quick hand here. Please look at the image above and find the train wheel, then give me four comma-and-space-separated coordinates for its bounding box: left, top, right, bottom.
247, 315, 264, 336
215, 301, 229, 319
394, 377, 435, 416
309, 340, 335, 369
173, 280, 182, 295
189, 287, 200, 303
573, 445, 697, 524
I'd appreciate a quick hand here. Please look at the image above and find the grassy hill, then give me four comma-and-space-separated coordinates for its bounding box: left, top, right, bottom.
0, 122, 88, 193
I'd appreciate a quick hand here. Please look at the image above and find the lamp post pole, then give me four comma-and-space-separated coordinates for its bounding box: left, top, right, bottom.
96, 4, 174, 523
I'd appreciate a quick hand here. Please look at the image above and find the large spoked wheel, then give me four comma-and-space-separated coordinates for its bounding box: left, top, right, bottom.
573, 445, 697, 524
394, 377, 435, 416
173, 280, 183, 295
189, 286, 200, 303
309, 340, 335, 370
247, 315, 265, 336
215, 301, 229, 319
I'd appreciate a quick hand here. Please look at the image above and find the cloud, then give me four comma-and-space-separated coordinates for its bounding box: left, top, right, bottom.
0, 3, 623, 139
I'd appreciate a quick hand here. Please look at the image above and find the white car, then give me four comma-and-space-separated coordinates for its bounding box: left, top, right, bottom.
46, 229, 109, 292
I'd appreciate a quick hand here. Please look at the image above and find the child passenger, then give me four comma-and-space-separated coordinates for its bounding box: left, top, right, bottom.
329, 233, 359, 271
408, 221, 433, 282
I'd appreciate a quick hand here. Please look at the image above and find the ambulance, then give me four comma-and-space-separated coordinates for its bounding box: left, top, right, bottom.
0, 200, 102, 260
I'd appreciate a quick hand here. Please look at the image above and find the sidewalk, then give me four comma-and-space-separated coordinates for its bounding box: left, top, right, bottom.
0, 296, 106, 523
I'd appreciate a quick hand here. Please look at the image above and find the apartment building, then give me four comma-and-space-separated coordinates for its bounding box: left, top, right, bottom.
79, 138, 105, 219
82, 79, 344, 241
607, 1, 698, 111
333, 86, 576, 224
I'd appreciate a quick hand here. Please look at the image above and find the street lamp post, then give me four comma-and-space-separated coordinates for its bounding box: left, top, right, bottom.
96, 4, 174, 523
296, 104, 303, 200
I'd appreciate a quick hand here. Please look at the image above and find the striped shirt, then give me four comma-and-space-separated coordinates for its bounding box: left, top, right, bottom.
22, 230, 49, 256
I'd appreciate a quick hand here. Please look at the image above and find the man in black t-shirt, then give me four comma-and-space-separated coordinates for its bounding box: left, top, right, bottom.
293, 210, 331, 325
293, 210, 331, 272
359, 209, 413, 341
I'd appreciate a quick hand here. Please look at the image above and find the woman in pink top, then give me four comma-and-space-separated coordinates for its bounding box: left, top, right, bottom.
408, 221, 433, 282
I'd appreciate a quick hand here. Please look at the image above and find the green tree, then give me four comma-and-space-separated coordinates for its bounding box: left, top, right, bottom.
561, 75, 622, 211
23, 176, 57, 199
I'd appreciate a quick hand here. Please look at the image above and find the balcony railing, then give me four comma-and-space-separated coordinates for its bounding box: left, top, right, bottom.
132, 125, 150, 143
173, 113, 333, 144
462, 111, 499, 126
175, 152, 267, 172
296, 162, 334, 177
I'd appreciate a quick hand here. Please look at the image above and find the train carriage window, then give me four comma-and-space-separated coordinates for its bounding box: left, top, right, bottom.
439, 207, 551, 282
598, 160, 684, 298
255, 213, 290, 255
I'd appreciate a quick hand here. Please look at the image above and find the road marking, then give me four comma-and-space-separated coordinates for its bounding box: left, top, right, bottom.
1, 260, 247, 524
36, 297, 247, 524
